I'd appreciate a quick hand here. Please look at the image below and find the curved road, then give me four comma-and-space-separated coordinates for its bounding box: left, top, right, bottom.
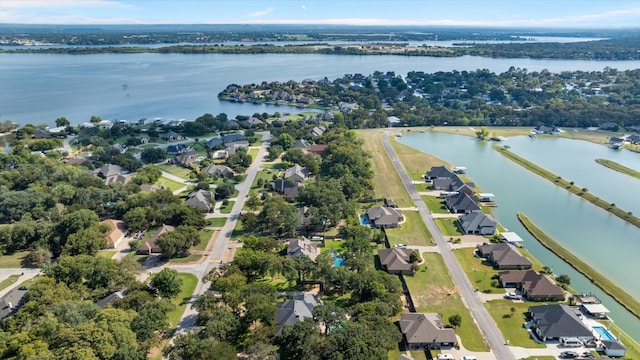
381, 132, 514, 360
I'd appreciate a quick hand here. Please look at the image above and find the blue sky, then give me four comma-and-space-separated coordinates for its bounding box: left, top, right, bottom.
1, 0, 639, 28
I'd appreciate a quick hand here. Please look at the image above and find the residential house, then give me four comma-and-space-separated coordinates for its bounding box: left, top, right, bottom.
275, 294, 318, 335
104, 174, 133, 186
287, 237, 319, 262
424, 166, 455, 181
457, 212, 497, 235
628, 134, 640, 144
96, 290, 125, 309
139, 183, 167, 192
528, 304, 593, 342
170, 150, 199, 167
98, 120, 114, 129
273, 179, 303, 200
224, 120, 240, 130
284, 164, 310, 183
166, 143, 190, 155
0, 287, 28, 321
534, 125, 561, 135
308, 144, 328, 156
241, 117, 265, 129
201, 164, 235, 178
206, 136, 224, 149
445, 193, 480, 214
498, 270, 564, 301
137, 135, 150, 144
137, 224, 175, 255
162, 131, 184, 141
477, 243, 533, 270
399, 313, 457, 350
387, 116, 401, 126
293, 139, 310, 150
309, 126, 326, 138
100, 220, 129, 249
222, 133, 249, 148
34, 128, 52, 139
110, 143, 127, 154
365, 206, 403, 228
378, 248, 415, 275
184, 189, 214, 213
96, 164, 125, 178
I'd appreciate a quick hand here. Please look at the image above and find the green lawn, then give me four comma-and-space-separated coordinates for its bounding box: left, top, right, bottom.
154, 176, 187, 193
248, 148, 259, 162
422, 196, 450, 214
187, 142, 209, 157
385, 211, 434, 246
219, 201, 234, 214
0, 251, 29, 268
249, 169, 280, 196
168, 254, 203, 263
192, 230, 213, 251
435, 218, 463, 236
390, 137, 449, 181
250, 134, 263, 145
453, 248, 505, 294
484, 300, 545, 348
321, 240, 347, 254
96, 250, 117, 259
404, 253, 488, 352
158, 164, 193, 180
165, 272, 199, 329
207, 217, 227, 227
0, 275, 20, 291
257, 277, 303, 293
17, 276, 40, 289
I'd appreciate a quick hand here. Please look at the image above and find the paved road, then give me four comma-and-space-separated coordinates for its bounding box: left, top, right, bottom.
381, 132, 514, 360
168, 132, 271, 341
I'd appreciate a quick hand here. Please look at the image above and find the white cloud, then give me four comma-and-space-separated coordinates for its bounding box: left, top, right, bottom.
301, 4, 306, 10
246, 7, 274, 18
0, 10, 147, 24
1, 0, 133, 8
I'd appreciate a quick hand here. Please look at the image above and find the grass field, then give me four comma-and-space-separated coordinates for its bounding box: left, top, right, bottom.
0, 275, 20, 291
390, 136, 449, 181
192, 230, 213, 251
207, 217, 227, 227
422, 196, 450, 214
435, 218, 463, 236
356, 130, 413, 207
518, 213, 640, 320
219, 201, 234, 214
158, 164, 193, 180
453, 248, 505, 294
404, 252, 489, 352
168, 254, 203, 263
484, 300, 546, 348
96, 250, 117, 259
385, 211, 434, 246
248, 148, 259, 162
250, 169, 280, 195
496, 145, 640, 228
322, 239, 347, 254
595, 158, 640, 180
155, 176, 187, 193
0, 251, 29, 268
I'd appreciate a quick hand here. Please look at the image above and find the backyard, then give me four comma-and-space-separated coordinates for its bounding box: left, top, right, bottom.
385, 211, 435, 246
453, 248, 505, 294
403, 252, 488, 352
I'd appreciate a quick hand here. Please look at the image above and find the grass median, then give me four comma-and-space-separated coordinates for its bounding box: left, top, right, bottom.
517, 212, 640, 320
595, 158, 640, 180
495, 145, 640, 229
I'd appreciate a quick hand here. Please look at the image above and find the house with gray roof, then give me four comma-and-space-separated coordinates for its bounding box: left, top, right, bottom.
273, 179, 303, 200
287, 237, 319, 262
534, 125, 561, 135
104, 173, 133, 186
478, 243, 533, 270
365, 206, 403, 228
378, 248, 415, 275
399, 313, 457, 350
498, 270, 564, 301
602, 339, 627, 357
162, 130, 184, 141
309, 126, 326, 138
96, 164, 125, 178
166, 143, 190, 155
445, 193, 480, 214
206, 136, 223, 149
170, 150, 199, 167
201, 164, 235, 178
137, 224, 175, 255
457, 212, 497, 235
424, 166, 455, 181
222, 133, 248, 147
529, 304, 593, 342
184, 189, 214, 212
275, 294, 318, 335
293, 139, 310, 150
284, 164, 310, 183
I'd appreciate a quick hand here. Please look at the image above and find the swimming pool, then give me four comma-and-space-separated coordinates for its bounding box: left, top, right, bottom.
333, 256, 345, 267
359, 214, 371, 226
593, 326, 616, 341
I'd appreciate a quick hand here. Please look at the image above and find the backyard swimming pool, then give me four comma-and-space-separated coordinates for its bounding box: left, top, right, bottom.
593, 326, 616, 341
359, 214, 371, 226
333, 256, 345, 267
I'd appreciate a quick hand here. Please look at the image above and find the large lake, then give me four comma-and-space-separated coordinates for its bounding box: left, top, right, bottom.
1, 53, 639, 126
398, 132, 640, 342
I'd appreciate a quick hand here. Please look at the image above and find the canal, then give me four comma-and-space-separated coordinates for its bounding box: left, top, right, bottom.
397, 131, 640, 342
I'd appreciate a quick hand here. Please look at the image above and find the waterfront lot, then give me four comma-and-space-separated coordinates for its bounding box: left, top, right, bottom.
389, 136, 449, 181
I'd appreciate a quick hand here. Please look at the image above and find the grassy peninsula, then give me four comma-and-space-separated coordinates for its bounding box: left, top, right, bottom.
595, 159, 640, 180
494, 145, 640, 229
517, 213, 640, 320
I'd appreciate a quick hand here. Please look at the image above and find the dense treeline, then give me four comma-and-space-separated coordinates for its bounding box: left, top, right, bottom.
3, 36, 640, 60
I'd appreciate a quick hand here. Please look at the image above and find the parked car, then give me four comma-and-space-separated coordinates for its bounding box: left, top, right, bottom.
504, 292, 520, 300
394, 244, 406, 248
436, 355, 454, 360
560, 351, 579, 359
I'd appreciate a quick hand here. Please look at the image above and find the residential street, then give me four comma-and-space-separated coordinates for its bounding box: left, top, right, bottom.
381, 132, 513, 360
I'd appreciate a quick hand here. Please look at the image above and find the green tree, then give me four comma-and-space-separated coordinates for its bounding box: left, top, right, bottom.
475, 126, 490, 140
55, 117, 71, 127
448, 314, 462, 328
215, 181, 236, 200
140, 148, 166, 164
556, 274, 571, 285
61, 225, 107, 256
164, 334, 237, 360
150, 268, 182, 299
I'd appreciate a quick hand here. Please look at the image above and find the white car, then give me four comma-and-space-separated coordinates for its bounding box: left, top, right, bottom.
504, 292, 520, 300
436, 354, 454, 360
394, 244, 407, 248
